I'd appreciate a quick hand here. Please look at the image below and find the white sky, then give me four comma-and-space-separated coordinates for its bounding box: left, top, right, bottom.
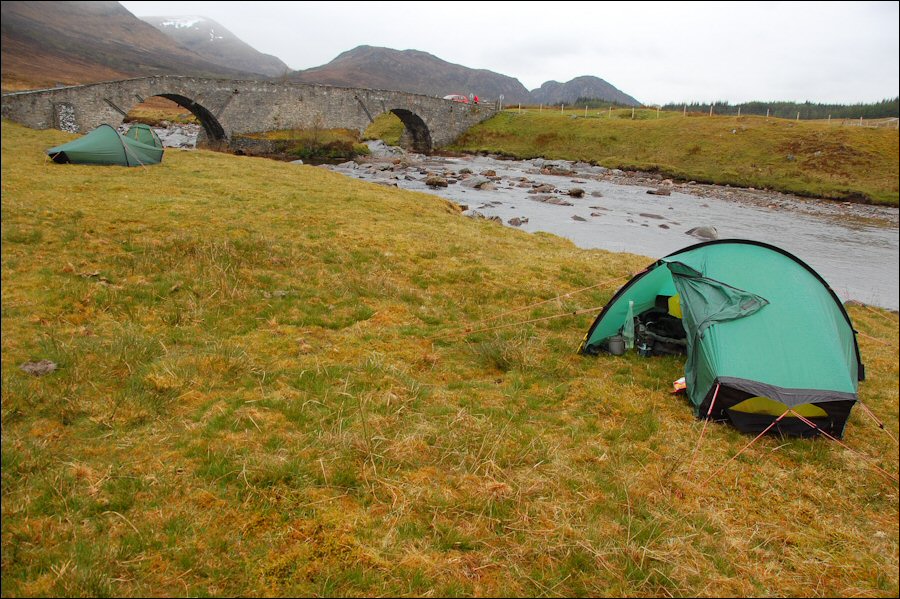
119, 1, 899, 105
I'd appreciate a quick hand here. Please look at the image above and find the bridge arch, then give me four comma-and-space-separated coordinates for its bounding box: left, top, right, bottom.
153, 94, 225, 143
389, 109, 433, 154
122, 92, 226, 144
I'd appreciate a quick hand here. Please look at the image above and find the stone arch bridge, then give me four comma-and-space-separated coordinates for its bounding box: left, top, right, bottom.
1, 76, 498, 153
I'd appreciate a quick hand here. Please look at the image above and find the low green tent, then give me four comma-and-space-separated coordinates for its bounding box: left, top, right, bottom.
47, 123, 163, 166
580, 240, 864, 437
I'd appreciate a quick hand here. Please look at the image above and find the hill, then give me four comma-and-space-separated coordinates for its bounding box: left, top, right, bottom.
290, 45, 532, 102
1, 120, 897, 596
531, 75, 641, 107
0, 1, 254, 91
2, 4, 641, 106
141, 15, 290, 78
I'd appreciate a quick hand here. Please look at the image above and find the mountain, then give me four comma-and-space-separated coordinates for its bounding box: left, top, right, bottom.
530, 76, 641, 107
289, 46, 640, 107
290, 45, 532, 103
141, 16, 290, 78
1, 3, 641, 108
0, 1, 254, 91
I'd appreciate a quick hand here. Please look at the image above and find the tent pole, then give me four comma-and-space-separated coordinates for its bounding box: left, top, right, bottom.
688, 383, 721, 473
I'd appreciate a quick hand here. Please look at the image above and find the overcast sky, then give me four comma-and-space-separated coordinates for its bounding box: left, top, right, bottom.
119, 1, 899, 105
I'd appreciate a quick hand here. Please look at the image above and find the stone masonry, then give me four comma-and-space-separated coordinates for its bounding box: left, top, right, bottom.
1, 76, 497, 153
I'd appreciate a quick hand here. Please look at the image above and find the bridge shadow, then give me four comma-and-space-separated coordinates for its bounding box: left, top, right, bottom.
154, 93, 225, 146
390, 109, 433, 154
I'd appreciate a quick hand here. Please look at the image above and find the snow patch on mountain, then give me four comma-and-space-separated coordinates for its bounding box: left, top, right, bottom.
158, 16, 204, 29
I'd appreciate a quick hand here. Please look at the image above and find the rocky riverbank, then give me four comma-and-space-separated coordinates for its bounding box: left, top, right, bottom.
602, 169, 899, 227
332, 142, 898, 228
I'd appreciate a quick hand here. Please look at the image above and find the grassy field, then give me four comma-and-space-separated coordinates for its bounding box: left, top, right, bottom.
2, 121, 898, 597
449, 108, 900, 206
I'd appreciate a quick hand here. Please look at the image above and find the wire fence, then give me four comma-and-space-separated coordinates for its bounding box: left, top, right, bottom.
504, 104, 900, 127
836, 117, 899, 129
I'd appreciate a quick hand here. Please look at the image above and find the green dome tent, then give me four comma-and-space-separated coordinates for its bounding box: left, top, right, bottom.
580, 240, 864, 438
122, 123, 162, 148
47, 123, 163, 166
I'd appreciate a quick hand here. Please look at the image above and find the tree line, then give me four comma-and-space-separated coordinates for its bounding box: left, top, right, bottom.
660, 98, 898, 119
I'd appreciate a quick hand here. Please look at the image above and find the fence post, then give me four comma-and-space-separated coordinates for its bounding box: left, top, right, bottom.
766, 108, 769, 119
796, 111, 800, 121
632, 107, 635, 119
709, 105, 713, 117
657, 106, 660, 118
737, 106, 741, 117
683, 105, 686, 116
585, 105, 588, 117
561, 104, 565, 113
609, 106, 612, 118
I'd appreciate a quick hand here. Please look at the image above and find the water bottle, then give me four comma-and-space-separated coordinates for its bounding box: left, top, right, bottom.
623, 300, 635, 350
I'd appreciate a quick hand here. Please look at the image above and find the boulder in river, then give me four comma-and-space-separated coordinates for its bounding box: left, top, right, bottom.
686, 226, 719, 240
529, 183, 555, 194
531, 195, 573, 206
462, 176, 491, 189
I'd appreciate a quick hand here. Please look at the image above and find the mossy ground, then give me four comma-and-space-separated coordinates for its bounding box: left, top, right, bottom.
2, 121, 897, 597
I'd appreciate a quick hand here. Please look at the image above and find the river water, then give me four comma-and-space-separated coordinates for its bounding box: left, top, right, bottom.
324, 149, 900, 311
